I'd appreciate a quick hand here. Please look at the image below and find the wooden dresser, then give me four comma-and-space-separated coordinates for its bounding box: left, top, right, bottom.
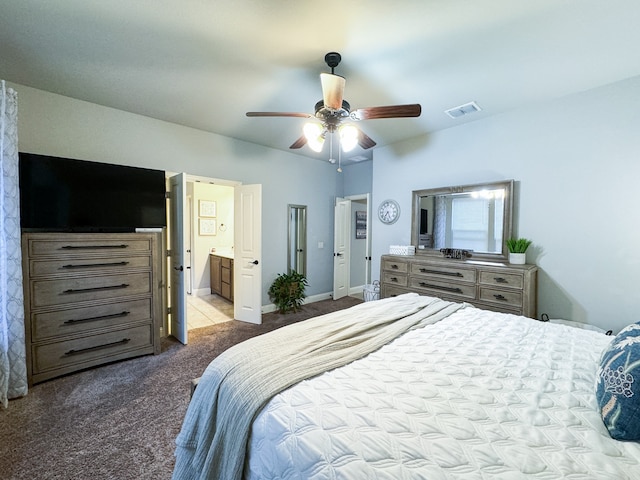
380, 254, 538, 318
210, 253, 233, 302
21, 232, 162, 385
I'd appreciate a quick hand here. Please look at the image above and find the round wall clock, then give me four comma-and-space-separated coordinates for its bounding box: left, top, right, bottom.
378, 199, 400, 224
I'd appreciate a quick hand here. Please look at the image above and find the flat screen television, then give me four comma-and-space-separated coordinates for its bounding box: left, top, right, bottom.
19, 153, 167, 233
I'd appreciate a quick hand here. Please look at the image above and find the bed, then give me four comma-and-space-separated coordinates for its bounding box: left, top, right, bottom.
173, 293, 640, 479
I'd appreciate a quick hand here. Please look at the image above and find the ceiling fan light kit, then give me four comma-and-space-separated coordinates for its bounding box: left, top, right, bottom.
246, 52, 421, 170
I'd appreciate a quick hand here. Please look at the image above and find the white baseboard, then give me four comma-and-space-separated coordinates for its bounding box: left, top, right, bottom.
349, 284, 364, 296
262, 291, 333, 314
190, 288, 212, 298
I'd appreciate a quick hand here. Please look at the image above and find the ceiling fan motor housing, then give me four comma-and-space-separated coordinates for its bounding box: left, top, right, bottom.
314, 99, 351, 129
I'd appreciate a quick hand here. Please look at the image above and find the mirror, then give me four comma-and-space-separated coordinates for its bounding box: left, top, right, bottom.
288, 204, 307, 276
411, 180, 514, 261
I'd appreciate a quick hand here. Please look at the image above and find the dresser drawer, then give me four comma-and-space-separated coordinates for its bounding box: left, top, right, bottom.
381, 284, 411, 298
31, 324, 153, 375
411, 263, 476, 283
409, 277, 476, 300
27, 237, 153, 257
382, 258, 409, 274
221, 257, 232, 269
30, 298, 153, 342
28, 255, 151, 277
31, 272, 152, 308
478, 287, 523, 309
382, 271, 408, 287
478, 271, 523, 289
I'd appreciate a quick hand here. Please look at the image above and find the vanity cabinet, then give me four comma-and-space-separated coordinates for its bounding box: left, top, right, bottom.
21, 232, 162, 385
380, 254, 537, 318
210, 253, 233, 302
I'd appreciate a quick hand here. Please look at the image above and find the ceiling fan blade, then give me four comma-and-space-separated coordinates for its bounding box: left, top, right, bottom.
350, 104, 422, 121
320, 73, 345, 110
358, 130, 377, 150
289, 135, 307, 149
246, 112, 313, 118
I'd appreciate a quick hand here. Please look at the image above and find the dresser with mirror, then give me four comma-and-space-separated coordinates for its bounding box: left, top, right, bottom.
380, 180, 538, 318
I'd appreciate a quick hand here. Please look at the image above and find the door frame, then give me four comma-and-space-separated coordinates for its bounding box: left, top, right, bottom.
348, 193, 372, 288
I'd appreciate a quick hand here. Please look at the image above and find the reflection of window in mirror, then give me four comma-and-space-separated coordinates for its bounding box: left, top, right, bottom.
420, 190, 504, 253
413, 180, 513, 260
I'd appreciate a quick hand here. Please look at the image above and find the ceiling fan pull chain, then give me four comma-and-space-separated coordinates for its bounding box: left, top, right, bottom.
328, 131, 335, 164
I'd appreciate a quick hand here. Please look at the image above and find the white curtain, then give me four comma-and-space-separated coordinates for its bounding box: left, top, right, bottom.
0, 80, 27, 408
433, 195, 446, 249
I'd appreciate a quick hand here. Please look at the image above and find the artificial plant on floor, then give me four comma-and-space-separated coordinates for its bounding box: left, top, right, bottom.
268, 271, 308, 313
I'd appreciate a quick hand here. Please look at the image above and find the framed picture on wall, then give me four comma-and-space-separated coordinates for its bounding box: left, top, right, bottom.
199, 218, 217, 235
355, 211, 367, 239
199, 200, 217, 217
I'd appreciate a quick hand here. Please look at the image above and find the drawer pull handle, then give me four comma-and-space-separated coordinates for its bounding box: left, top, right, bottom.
62, 283, 130, 294
61, 261, 130, 269
493, 294, 507, 301
61, 244, 129, 250
63, 311, 130, 325
494, 277, 507, 283
390, 277, 398, 282
419, 268, 463, 277
391, 264, 399, 269
64, 338, 131, 356
418, 282, 463, 294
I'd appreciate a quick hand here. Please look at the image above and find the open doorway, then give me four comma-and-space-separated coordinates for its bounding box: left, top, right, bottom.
333, 193, 371, 300
185, 180, 235, 330
349, 196, 371, 299
166, 173, 263, 344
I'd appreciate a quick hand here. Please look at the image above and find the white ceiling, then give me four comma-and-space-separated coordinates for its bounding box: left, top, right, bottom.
2, 0, 640, 163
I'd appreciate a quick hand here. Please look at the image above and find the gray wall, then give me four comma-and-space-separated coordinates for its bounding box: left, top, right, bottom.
371, 75, 640, 333
11, 82, 344, 302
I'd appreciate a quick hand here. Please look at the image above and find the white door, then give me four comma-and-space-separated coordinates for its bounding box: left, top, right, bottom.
169, 173, 188, 344
333, 198, 351, 299
234, 184, 262, 324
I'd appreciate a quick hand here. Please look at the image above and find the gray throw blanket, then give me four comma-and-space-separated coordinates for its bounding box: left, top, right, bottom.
172, 293, 465, 480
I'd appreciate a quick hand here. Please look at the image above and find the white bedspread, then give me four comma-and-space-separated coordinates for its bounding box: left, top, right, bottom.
246, 306, 640, 479
174, 294, 463, 480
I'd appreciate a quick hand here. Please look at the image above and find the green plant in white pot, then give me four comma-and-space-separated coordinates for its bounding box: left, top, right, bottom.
506, 238, 532, 264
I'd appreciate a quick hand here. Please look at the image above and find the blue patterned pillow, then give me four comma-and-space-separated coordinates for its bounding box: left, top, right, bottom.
595, 321, 640, 440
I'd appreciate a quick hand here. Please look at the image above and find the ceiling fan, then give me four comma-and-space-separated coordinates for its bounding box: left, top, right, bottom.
246, 52, 422, 155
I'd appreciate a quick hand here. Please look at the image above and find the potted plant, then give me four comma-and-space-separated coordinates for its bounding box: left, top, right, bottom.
268, 271, 309, 313
506, 238, 532, 264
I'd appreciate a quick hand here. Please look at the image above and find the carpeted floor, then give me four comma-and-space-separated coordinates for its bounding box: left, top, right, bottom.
0, 296, 362, 480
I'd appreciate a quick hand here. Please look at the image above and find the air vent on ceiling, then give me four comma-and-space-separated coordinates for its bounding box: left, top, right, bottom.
444, 101, 481, 119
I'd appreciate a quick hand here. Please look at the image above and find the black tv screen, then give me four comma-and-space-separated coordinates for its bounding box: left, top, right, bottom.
19, 153, 166, 233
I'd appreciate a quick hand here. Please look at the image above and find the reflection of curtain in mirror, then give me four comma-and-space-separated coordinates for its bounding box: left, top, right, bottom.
0, 81, 27, 408
433, 196, 446, 249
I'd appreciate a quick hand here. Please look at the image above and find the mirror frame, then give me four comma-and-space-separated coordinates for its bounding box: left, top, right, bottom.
287, 204, 307, 276
411, 179, 514, 262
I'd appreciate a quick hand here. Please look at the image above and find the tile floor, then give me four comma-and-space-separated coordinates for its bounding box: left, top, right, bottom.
186, 293, 234, 330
